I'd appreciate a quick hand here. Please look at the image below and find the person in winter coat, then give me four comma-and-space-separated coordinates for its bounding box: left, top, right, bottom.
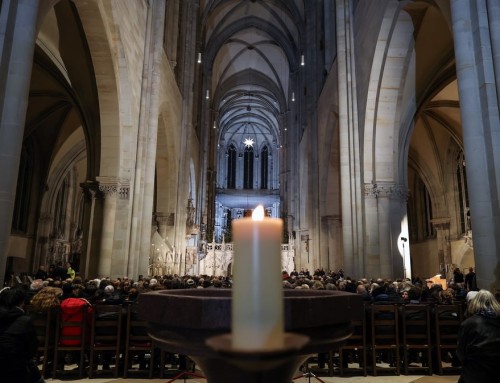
0, 287, 41, 383
59, 296, 92, 346
457, 289, 500, 383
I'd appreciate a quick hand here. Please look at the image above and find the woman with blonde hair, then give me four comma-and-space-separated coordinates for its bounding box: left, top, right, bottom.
457, 289, 500, 383
30, 287, 63, 311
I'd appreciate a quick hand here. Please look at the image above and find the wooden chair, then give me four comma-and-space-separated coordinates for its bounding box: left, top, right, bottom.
434, 304, 463, 374
159, 350, 180, 378
400, 304, 432, 375
338, 308, 368, 376
123, 303, 155, 378
88, 304, 123, 378
53, 304, 90, 379
25, 306, 57, 378
370, 304, 400, 376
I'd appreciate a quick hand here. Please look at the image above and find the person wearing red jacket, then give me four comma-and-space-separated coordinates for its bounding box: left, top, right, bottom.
59, 296, 92, 346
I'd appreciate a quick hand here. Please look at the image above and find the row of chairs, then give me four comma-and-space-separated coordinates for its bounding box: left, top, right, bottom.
26, 303, 162, 379
27, 301, 464, 379
337, 303, 463, 377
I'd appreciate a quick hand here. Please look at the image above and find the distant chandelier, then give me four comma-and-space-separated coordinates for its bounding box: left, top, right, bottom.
243, 137, 255, 148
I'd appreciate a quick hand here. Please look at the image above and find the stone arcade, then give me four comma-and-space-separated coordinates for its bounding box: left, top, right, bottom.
1, 0, 499, 290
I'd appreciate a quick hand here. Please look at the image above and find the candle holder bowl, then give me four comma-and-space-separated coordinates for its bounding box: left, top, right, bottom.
139, 288, 363, 383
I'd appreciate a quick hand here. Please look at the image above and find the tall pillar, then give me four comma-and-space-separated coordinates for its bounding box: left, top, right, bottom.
174, 0, 197, 265
364, 183, 380, 276
390, 184, 411, 279
487, 0, 500, 104
96, 177, 118, 278
156, 213, 169, 239
451, 0, 500, 291
336, 0, 364, 277
34, 212, 53, 270
325, 215, 342, 271
81, 181, 101, 279
0, 0, 40, 286
364, 182, 409, 279
138, 0, 165, 279
127, 0, 166, 279
376, 183, 392, 278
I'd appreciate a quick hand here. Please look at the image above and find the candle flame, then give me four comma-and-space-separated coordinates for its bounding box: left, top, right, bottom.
252, 205, 265, 221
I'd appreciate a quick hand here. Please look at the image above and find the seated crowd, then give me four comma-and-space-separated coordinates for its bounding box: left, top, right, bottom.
19, 266, 475, 312
1, 264, 499, 381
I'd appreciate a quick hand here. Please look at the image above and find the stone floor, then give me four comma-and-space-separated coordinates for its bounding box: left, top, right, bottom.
48, 369, 460, 383
48, 376, 459, 383
46, 358, 459, 383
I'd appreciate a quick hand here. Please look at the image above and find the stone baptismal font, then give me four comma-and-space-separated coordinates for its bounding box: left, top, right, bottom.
140, 288, 363, 382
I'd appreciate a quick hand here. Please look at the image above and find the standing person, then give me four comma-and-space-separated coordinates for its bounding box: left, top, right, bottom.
464, 267, 478, 291
47, 265, 55, 279
66, 262, 75, 281
453, 267, 464, 284
53, 262, 68, 281
457, 289, 500, 383
33, 265, 48, 281
0, 287, 42, 383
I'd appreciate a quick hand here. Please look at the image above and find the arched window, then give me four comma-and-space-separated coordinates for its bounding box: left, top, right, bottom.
261, 145, 268, 189
244, 146, 254, 189
227, 145, 236, 189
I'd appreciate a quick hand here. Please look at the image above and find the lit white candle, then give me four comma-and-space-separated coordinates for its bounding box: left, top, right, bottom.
231, 205, 284, 351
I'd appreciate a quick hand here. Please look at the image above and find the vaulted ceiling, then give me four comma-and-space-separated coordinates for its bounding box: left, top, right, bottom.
201, 0, 304, 154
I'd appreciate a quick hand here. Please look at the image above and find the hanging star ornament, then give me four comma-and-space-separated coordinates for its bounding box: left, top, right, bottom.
243, 137, 255, 148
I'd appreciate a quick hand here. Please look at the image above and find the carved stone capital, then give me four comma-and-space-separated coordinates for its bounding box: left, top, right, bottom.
96, 177, 130, 199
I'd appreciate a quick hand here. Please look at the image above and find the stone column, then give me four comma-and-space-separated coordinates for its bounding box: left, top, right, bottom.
431, 218, 452, 279
336, 0, 364, 276
487, 0, 500, 105
173, 0, 197, 266
34, 212, 54, 270
127, 0, 166, 279
390, 184, 411, 279
80, 181, 101, 278
364, 183, 381, 275
364, 182, 410, 279
94, 177, 129, 278
96, 177, 119, 277
325, 215, 342, 271
376, 183, 392, 278
451, 0, 500, 291
155, 213, 170, 239
0, 0, 40, 286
